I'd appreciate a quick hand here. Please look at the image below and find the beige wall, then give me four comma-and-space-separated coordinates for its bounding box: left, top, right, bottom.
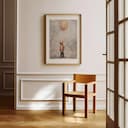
16, 0, 106, 110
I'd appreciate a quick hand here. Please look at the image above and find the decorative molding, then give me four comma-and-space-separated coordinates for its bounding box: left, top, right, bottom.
16, 73, 106, 83
17, 72, 74, 76
16, 73, 106, 80
20, 78, 70, 81
2, 71, 14, 90
16, 72, 106, 76
2, 0, 15, 63
16, 74, 106, 110
16, 99, 106, 110
19, 78, 71, 102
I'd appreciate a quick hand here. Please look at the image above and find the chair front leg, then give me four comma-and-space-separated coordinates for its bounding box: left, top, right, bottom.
62, 83, 66, 115
84, 84, 88, 118
62, 95, 66, 115
73, 97, 76, 112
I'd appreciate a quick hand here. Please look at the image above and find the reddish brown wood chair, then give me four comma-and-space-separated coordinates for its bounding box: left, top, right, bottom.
62, 74, 96, 118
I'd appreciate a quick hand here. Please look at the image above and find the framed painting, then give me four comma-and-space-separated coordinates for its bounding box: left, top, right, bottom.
45, 14, 81, 64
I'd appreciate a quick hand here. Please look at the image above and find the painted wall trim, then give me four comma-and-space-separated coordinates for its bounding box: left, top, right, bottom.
16, 74, 106, 110
17, 72, 106, 76
16, 100, 106, 110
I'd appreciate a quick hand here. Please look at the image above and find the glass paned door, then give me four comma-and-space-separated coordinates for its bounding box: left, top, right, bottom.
106, 0, 128, 127
106, 0, 115, 127
118, 0, 128, 127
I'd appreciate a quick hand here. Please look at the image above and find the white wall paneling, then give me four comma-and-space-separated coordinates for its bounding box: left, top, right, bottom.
20, 79, 66, 101
16, 74, 106, 110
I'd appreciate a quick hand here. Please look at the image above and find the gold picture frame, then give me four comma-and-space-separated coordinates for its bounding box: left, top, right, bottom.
45, 14, 81, 64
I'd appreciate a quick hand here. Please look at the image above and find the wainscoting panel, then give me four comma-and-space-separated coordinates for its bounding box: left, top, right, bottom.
16, 74, 106, 110
20, 79, 63, 101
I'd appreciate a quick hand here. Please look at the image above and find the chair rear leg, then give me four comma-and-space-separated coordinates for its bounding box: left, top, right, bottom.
62, 95, 66, 115
93, 96, 96, 113
73, 97, 76, 112
93, 83, 96, 113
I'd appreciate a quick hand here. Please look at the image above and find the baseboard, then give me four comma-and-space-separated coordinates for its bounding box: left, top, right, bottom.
16, 100, 106, 110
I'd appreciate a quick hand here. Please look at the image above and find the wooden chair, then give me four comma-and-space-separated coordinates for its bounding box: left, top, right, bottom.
62, 74, 96, 118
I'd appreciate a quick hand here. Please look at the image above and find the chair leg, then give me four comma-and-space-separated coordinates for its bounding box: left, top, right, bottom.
84, 85, 88, 118
93, 96, 96, 113
73, 97, 76, 112
62, 83, 66, 115
62, 95, 66, 115
93, 83, 96, 113
73, 82, 76, 112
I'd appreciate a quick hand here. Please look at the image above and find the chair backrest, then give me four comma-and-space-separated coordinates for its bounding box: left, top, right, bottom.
73, 74, 96, 83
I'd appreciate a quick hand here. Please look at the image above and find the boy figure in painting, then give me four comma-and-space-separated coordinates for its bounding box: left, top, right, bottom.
59, 41, 64, 58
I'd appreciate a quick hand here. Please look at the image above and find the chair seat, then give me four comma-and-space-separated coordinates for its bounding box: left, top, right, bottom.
64, 91, 96, 98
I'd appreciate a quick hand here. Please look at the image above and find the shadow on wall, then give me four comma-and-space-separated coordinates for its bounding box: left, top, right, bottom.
28, 84, 62, 110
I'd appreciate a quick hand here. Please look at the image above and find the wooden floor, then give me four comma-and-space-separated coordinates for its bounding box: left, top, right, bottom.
0, 110, 106, 128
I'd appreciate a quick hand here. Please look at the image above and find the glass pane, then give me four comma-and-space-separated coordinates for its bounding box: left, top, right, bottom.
109, 34, 114, 61
119, 0, 124, 21
107, 35, 110, 61
108, 64, 114, 90
125, 62, 128, 99
125, 21, 128, 58
125, 0, 128, 18
119, 23, 124, 58
109, 0, 114, 31
119, 62, 124, 96
109, 92, 114, 120
107, 64, 110, 88
107, 91, 110, 115
118, 97, 124, 128
107, 5, 110, 32
125, 101, 128, 128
